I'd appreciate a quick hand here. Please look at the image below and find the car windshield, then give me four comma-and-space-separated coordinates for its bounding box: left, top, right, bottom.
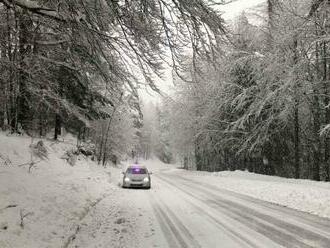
126, 167, 147, 174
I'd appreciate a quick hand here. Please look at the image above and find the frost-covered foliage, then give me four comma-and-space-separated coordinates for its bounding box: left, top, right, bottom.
0, 0, 228, 166
90, 100, 139, 166
0, 0, 226, 139
139, 102, 174, 163
167, 0, 330, 181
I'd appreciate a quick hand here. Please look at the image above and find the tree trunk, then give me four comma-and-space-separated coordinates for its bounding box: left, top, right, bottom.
293, 106, 300, 178
292, 35, 301, 179
17, 11, 32, 131
322, 41, 330, 181
267, 0, 279, 47
313, 93, 321, 181
54, 114, 62, 140
194, 140, 202, 171
39, 112, 43, 137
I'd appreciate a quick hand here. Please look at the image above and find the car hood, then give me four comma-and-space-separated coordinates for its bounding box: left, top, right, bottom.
125, 174, 148, 180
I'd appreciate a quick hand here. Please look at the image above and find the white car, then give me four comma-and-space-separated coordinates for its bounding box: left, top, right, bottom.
122, 165, 152, 189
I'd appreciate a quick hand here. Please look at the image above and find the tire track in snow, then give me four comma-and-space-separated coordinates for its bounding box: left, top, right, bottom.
158, 174, 330, 248
170, 175, 327, 248
155, 175, 261, 248
174, 174, 330, 240
152, 202, 179, 248
150, 193, 201, 248
174, 173, 330, 230
156, 196, 202, 248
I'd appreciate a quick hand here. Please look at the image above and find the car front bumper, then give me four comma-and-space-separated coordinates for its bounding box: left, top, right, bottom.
123, 181, 150, 188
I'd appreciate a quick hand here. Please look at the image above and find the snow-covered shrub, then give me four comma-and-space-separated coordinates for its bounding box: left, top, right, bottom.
61, 149, 78, 166
30, 140, 48, 160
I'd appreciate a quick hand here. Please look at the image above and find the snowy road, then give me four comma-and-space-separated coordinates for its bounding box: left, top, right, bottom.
70, 163, 330, 248
152, 172, 330, 248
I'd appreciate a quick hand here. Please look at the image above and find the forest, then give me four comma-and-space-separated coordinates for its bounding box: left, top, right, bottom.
0, 0, 225, 166
166, 0, 330, 181
1, 0, 330, 181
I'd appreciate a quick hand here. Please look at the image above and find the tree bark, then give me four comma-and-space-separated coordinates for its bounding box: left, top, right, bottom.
293, 106, 300, 178
293, 38, 300, 179
54, 114, 61, 140
323, 41, 330, 181
17, 11, 31, 131
312, 91, 321, 181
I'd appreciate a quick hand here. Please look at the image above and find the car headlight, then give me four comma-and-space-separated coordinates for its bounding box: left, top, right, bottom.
143, 177, 149, 182
124, 177, 130, 182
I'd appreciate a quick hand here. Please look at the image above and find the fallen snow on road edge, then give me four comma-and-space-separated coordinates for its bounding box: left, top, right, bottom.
177, 169, 330, 219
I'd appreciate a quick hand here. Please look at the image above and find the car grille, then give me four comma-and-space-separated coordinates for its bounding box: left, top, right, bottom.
132, 179, 142, 182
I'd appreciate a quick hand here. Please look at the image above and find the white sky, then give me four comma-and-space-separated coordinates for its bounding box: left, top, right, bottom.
219, 0, 265, 19
140, 0, 266, 103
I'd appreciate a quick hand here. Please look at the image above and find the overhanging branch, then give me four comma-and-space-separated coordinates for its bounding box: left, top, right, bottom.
0, 0, 65, 22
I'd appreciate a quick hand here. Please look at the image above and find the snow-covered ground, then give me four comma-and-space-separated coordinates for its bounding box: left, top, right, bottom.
1, 132, 330, 248
0, 133, 123, 248
175, 169, 330, 219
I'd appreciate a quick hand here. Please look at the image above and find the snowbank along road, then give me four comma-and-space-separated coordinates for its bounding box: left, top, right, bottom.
70, 160, 330, 248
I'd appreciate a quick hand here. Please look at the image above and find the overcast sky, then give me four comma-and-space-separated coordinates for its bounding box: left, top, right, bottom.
219, 0, 265, 19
